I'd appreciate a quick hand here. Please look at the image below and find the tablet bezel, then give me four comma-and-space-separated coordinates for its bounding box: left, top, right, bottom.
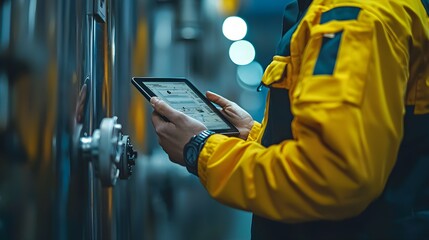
131, 77, 240, 136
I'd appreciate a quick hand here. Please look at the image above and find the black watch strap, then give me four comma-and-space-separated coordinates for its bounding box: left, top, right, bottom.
183, 130, 215, 176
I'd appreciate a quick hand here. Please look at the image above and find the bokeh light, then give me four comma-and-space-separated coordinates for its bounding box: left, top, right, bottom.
222, 16, 247, 41
229, 40, 255, 65
237, 61, 263, 89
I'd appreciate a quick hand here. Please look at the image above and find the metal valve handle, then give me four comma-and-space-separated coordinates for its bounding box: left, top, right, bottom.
119, 135, 137, 179
78, 116, 137, 187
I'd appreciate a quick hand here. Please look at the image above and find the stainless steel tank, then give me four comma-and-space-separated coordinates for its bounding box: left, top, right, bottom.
0, 0, 139, 239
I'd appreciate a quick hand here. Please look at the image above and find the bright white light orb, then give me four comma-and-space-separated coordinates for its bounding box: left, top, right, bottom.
229, 40, 255, 65
222, 16, 247, 41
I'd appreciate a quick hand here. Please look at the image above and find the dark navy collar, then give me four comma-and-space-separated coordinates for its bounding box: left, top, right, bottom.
298, 0, 312, 11
278, 0, 312, 55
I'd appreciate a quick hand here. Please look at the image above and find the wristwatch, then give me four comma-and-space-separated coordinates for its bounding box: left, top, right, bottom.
183, 130, 215, 176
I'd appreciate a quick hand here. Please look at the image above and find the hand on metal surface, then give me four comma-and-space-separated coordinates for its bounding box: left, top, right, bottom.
206, 91, 253, 140
75, 83, 87, 124
150, 97, 207, 165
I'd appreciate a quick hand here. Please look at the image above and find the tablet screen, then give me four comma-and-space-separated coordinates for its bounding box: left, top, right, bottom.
131, 77, 239, 136
145, 81, 230, 130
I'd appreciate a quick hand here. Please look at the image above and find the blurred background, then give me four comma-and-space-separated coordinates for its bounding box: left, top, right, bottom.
0, 0, 288, 239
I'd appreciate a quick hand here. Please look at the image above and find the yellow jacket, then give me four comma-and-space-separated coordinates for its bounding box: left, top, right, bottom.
198, 0, 429, 223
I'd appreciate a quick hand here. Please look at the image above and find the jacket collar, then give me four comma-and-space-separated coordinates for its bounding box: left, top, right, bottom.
298, 0, 312, 11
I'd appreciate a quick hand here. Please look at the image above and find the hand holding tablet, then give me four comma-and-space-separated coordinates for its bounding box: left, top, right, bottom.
131, 77, 240, 136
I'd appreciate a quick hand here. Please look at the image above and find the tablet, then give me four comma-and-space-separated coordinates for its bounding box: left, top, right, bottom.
131, 77, 239, 136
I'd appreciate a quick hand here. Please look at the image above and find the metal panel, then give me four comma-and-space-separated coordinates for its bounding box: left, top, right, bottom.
0, 0, 137, 239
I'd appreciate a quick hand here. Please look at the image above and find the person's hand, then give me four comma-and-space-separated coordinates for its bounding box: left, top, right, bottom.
150, 97, 207, 165
206, 91, 254, 140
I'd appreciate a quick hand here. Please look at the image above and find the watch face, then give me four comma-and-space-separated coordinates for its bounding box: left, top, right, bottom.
186, 147, 197, 166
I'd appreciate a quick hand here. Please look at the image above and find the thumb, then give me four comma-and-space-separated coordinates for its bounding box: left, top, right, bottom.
150, 97, 182, 121
206, 91, 232, 109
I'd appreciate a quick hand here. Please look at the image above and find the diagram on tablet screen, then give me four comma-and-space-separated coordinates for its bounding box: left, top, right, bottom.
145, 82, 229, 130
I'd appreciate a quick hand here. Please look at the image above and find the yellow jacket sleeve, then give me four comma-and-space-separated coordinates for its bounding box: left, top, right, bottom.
246, 121, 262, 142
198, 0, 429, 223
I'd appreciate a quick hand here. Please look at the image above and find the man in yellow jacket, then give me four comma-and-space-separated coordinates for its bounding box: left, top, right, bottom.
150, 0, 429, 238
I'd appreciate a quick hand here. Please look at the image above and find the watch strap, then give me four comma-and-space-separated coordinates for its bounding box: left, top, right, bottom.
184, 130, 215, 176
